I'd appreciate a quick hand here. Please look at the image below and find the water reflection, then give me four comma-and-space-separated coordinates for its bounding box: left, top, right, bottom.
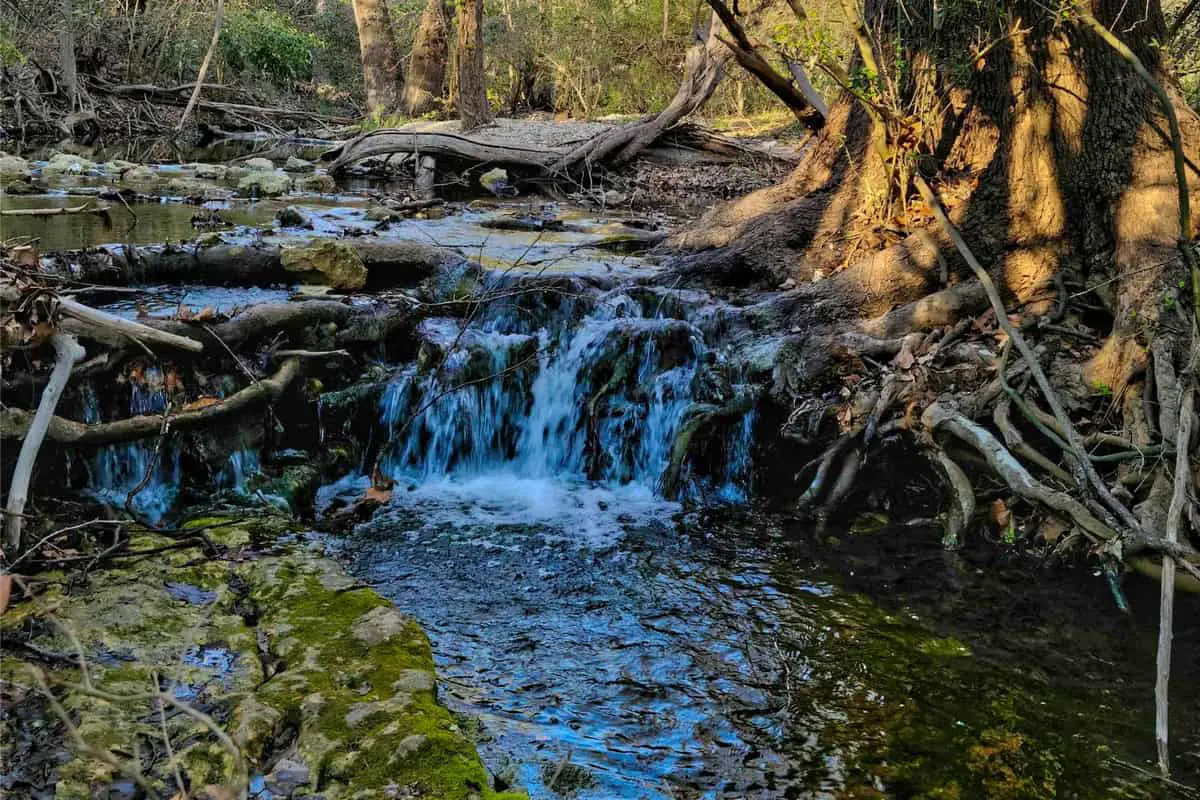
336, 509, 1200, 799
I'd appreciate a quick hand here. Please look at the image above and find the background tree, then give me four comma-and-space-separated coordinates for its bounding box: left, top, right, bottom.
456, 0, 490, 129
403, 0, 450, 116
351, 0, 404, 114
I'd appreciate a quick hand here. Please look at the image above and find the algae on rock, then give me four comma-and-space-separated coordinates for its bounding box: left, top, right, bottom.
1, 516, 524, 800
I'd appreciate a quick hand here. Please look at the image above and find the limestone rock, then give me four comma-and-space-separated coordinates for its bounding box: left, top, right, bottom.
391, 668, 436, 695
365, 205, 397, 222
284, 156, 315, 172
43, 152, 95, 175
121, 165, 159, 184
192, 162, 228, 180
0, 154, 31, 179
1, 179, 37, 194
281, 240, 367, 290
224, 165, 252, 184
265, 758, 311, 796
166, 176, 226, 197
244, 157, 276, 171
351, 605, 409, 645
102, 159, 138, 176
237, 170, 293, 198
296, 172, 337, 193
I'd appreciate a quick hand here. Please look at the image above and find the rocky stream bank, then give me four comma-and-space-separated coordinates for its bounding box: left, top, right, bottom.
2, 514, 525, 800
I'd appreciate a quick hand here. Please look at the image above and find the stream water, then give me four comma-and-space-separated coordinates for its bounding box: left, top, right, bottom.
39, 157, 1200, 798
322, 266, 1200, 798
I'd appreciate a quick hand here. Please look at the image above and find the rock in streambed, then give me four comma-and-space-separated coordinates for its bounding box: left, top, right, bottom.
0, 516, 523, 800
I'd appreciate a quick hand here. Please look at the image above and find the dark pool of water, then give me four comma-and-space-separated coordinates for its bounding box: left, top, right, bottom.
334, 499, 1200, 799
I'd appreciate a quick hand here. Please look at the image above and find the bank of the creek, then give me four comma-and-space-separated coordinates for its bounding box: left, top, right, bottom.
3, 146, 1199, 800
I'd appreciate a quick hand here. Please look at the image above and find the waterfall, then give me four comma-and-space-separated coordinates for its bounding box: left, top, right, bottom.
80, 375, 180, 522
374, 286, 752, 506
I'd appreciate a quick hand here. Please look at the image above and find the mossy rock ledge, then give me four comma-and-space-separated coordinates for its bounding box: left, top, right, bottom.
0, 516, 525, 800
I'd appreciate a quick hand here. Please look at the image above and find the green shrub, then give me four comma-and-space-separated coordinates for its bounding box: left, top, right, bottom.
220, 6, 324, 84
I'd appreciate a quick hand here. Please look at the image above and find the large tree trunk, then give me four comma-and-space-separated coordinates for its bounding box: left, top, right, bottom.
404, 0, 451, 116
351, 0, 404, 114
59, 0, 78, 110
456, 0, 491, 130
665, 0, 1200, 610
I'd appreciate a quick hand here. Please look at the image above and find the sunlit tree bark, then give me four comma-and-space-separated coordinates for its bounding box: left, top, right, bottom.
456, 0, 491, 129
404, 0, 451, 116
351, 0, 403, 114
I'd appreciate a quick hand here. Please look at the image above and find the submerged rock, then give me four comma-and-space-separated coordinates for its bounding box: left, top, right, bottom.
276, 205, 313, 229
0, 517, 522, 800
281, 240, 368, 290
0, 153, 32, 180
295, 172, 337, 193
237, 170, 292, 198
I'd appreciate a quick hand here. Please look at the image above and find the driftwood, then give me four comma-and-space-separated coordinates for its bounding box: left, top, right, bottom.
143, 301, 357, 349
58, 297, 204, 353
66, 239, 455, 288
3, 333, 85, 552
0, 358, 300, 446
326, 128, 559, 173
0, 203, 109, 218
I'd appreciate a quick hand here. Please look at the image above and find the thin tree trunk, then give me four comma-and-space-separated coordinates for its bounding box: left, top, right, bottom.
4, 333, 85, 554
404, 0, 450, 116
352, 0, 404, 114
178, 0, 224, 131
456, 0, 491, 130
59, 0, 78, 110
663, 0, 670, 40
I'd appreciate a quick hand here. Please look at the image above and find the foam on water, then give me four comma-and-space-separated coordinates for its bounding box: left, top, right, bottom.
366, 282, 749, 541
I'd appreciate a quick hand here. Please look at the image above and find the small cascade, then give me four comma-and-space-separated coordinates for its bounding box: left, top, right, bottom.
374, 284, 754, 505
80, 375, 180, 522
215, 447, 261, 495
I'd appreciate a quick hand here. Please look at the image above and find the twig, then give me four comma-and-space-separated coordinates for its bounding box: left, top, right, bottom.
1156, 369, 1194, 775
177, 0, 224, 131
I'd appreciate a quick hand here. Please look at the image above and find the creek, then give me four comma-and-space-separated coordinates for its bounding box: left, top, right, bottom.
26, 155, 1200, 799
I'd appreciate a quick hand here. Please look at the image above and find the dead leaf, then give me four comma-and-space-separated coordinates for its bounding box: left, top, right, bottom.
193, 306, 217, 322
990, 498, 1012, 530
364, 486, 393, 505
181, 396, 222, 411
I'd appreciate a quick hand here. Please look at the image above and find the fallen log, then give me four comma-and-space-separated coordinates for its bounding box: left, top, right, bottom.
0, 358, 300, 446
0, 203, 109, 218
326, 128, 559, 174
58, 297, 204, 353
144, 300, 356, 349
65, 239, 456, 288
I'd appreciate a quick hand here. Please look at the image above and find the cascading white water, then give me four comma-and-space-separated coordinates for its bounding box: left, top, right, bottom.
371, 285, 752, 534
80, 374, 180, 522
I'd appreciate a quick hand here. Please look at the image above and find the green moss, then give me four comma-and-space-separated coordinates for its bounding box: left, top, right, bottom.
6, 514, 523, 799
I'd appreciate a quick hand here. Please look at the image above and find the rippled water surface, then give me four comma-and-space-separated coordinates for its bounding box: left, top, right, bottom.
335, 496, 1200, 799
